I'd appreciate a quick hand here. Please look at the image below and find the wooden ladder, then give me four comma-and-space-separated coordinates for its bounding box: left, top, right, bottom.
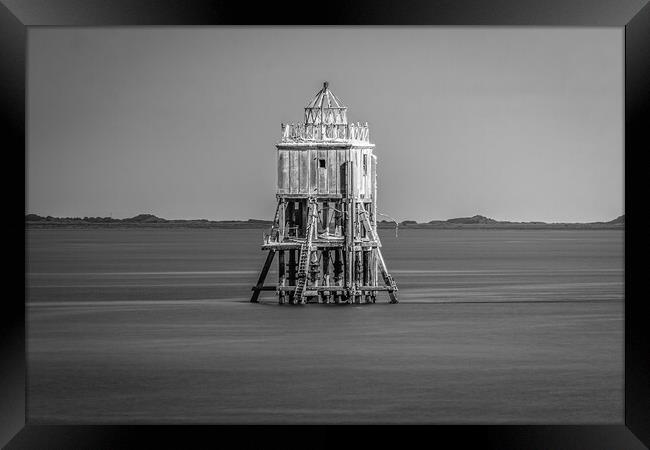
294, 198, 318, 303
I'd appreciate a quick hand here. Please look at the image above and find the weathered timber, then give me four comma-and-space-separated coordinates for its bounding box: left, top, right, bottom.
251, 82, 398, 305
278, 250, 286, 304
288, 249, 296, 304
250, 249, 276, 303
271, 285, 393, 292
322, 249, 330, 303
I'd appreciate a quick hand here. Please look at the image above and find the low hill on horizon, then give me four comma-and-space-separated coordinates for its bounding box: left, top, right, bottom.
606, 214, 625, 224
25, 213, 273, 229
384, 213, 624, 230
445, 215, 498, 225
26, 213, 624, 230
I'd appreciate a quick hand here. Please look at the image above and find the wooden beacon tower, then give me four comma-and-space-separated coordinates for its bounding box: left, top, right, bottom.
250, 82, 398, 305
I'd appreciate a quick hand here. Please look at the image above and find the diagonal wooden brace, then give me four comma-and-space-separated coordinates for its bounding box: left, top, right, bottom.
251, 249, 276, 303
358, 202, 398, 303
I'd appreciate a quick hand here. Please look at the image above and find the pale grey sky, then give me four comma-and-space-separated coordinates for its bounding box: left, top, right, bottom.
27, 27, 623, 223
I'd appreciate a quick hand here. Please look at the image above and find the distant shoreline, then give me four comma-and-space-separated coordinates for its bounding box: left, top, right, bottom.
25, 213, 624, 230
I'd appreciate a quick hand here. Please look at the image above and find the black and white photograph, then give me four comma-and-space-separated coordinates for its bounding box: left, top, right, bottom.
24, 25, 627, 427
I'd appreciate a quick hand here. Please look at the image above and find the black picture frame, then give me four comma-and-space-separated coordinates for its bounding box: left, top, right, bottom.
3, 1, 648, 448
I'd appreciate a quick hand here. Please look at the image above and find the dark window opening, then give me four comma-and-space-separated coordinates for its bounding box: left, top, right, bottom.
319, 159, 326, 168
363, 155, 368, 175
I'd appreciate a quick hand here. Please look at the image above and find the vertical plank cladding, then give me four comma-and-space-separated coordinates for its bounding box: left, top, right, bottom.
289, 150, 299, 194
328, 149, 338, 195
361, 149, 371, 198
278, 150, 289, 193
318, 149, 328, 194
359, 150, 364, 198
359, 149, 366, 198
338, 149, 345, 195
357, 150, 361, 198
366, 150, 371, 197
371, 153, 377, 201
365, 149, 372, 197
366, 149, 372, 198
310, 149, 318, 194
339, 153, 347, 195
352, 149, 360, 199
299, 149, 310, 194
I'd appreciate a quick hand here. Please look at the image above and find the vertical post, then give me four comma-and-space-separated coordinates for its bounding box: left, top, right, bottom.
278, 250, 285, 304
347, 201, 355, 303
363, 250, 370, 303
371, 153, 379, 301
322, 249, 330, 304
309, 251, 319, 303
301, 199, 308, 237
334, 248, 343, 303
336, 200, 343, 236
354, 250, 362, 304
373, 247, 379, 299
322, 201, 329, 233
342, 162, 350, 304
288, 249, 296, 304
296, 200, 303, 237
373, 155, 378, 228
279, 198, 286, 240
348, 162, 356, 303
351, 203, 357, 302
286, 201, 295, 238
369, 250, 374, 302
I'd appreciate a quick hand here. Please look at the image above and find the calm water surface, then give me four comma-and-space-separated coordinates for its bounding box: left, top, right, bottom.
26, 228, 624, 423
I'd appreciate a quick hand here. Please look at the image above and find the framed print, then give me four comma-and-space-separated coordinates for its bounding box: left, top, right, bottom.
3, 0, 649, 448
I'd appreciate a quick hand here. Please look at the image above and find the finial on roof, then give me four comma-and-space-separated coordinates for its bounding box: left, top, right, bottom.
323, 81, 329, 90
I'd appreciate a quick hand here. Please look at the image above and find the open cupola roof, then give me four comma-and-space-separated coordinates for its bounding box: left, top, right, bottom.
304, 82, 348, 126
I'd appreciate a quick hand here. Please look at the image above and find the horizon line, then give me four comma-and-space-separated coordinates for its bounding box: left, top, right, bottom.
25, 212, 625, 225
